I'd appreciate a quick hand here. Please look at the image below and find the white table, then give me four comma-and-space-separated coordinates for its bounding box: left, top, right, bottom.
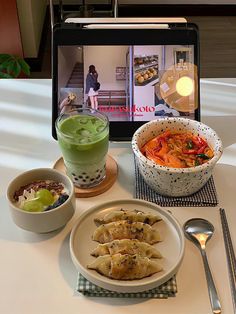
0, 79, 236, 314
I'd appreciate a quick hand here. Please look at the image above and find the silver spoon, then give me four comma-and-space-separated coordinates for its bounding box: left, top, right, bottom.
184, 218, 221, 314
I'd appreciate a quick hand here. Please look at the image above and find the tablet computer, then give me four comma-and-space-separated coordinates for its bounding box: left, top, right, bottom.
52, 22, 200, 141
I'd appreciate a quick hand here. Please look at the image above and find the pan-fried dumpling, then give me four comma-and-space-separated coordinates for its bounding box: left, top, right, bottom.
87, 253, 162, 280
91, 239, 162, 258
92, 220, 161, 244
94, 209, 161, 226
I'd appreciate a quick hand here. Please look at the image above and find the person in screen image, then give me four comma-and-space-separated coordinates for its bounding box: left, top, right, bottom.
85, 65, 99, 110
59, 92, 77, 114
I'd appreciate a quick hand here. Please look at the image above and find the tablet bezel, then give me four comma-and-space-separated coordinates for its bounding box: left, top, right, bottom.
52, 23, 200, 141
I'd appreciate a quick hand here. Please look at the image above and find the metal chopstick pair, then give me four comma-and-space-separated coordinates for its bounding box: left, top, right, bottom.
220, 208, 236, 314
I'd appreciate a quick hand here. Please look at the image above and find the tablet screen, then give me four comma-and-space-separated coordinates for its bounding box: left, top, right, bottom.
57, 44, 197, 122
52, 25, 200, 140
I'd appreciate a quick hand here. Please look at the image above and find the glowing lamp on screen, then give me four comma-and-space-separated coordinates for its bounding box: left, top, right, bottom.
176, 76, 194, 97
160, 62, 198, 112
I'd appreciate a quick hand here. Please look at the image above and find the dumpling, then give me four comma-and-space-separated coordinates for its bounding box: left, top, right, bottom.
92, 220, 161, 244
87, 253, 162, 280
91, 239, 162, 258
94, 209, 161, 226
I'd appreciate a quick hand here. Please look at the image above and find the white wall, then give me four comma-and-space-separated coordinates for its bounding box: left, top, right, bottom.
133, 86, 155, 121
164, 45, 194, 70
16, 0, 47, 58
83, 46, 128, 90
58, 46, 83, 93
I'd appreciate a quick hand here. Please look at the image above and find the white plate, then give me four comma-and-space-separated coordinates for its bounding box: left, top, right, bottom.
70, 199, 185, 293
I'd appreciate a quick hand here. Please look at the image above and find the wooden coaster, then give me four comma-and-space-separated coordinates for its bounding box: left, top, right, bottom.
53, 155, 118, 198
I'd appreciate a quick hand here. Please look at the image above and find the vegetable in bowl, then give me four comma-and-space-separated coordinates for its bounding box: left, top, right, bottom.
132, 117, 223, 197
141, 130, 214, 168
14, 180, 69, 212
7, 168, 75, 233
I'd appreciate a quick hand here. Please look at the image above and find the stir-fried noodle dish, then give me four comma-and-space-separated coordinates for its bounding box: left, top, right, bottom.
141, 130, 214, 168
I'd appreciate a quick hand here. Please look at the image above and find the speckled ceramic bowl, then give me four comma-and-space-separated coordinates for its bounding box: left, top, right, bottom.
132, 117, 223, 197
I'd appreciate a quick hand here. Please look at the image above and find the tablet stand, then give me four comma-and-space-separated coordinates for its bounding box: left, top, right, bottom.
49, 0, 186, 27
49, 0, 118, 26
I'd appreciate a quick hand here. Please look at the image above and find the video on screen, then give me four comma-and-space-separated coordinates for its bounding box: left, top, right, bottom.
58, 45, 197, 121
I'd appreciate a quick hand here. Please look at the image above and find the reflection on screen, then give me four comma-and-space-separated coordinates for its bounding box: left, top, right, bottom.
58, 45, 197, 121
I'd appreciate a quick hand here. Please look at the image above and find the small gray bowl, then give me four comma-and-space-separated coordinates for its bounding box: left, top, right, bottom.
7, 168, 76, 233
132, 117, 223, 197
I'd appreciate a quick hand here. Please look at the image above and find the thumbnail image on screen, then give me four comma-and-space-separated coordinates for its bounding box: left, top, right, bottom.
58, 45, 197, 122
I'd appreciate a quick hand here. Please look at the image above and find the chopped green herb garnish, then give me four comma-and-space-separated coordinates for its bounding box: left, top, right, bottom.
195, 159, 200, 166
186, 141, 193, 149
196, 154, 210, 160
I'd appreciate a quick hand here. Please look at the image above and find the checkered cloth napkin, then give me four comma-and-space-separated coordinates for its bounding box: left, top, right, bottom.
77, 273, 177, 298
134, 157, 218, 207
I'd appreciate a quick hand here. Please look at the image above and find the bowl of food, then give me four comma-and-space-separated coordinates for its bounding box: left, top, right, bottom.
7, 168, 76, 233
132, 117, 223, 197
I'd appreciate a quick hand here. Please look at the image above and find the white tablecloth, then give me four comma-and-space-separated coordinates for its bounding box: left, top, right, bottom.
0, 78, 236, 314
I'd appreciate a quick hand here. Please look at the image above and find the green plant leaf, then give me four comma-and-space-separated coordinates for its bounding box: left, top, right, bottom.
0, 59, 13, 70
6, 62, 16, 75
0, 54, 30, 78
0, 54, 12, 63
7, 61, 21, 77
14, 62, 21, 77
0, 71, 13, 78
18, 58, 30, 76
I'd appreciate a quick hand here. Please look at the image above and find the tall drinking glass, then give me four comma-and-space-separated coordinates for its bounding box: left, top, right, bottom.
56, 108, 109, 188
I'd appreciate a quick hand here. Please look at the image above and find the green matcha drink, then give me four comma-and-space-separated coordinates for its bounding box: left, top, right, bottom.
56, 109, 109, 188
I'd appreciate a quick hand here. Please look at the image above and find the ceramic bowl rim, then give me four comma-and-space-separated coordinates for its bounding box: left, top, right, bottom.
6, 168, 74, 215
132, 117, 223, 174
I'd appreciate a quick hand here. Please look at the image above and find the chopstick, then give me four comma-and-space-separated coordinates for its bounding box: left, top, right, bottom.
220, 208, 236, 313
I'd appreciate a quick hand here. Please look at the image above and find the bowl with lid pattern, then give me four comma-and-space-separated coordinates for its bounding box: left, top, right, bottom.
132, 117, 223, 197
